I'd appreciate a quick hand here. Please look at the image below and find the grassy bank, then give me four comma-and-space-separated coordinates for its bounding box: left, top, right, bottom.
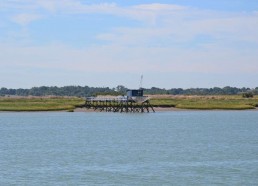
149, 95, 258, 110
0, 95, 258, 111
0, 97, 84, 111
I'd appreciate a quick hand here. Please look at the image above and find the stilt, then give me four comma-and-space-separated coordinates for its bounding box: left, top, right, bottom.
84, 97, 155, 113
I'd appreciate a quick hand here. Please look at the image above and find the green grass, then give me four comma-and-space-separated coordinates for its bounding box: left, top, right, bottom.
0, 97, 85, 111
150, 95, 258, 110
0, 95, 258, 111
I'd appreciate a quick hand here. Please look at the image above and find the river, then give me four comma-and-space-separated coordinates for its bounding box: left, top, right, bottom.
0, 111, 258, 185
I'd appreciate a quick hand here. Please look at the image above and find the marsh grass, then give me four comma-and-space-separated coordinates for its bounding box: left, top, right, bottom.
0, 97, 84, 111
0, 95, 258, 111
150, 95, 258, 110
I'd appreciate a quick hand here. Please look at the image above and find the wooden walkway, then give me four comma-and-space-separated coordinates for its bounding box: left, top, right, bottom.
83, 97, 155, 113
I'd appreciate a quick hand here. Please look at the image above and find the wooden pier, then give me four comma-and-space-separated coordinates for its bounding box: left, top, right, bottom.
84, 96, 155, 113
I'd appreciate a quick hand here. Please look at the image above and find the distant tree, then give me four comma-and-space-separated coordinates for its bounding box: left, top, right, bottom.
242, 92, 254, 98
1, 85, 258, 97
115, 85, 127, 94
254, 87, 258, 95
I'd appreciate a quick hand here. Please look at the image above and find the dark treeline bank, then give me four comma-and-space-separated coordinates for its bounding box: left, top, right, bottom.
0, 86, 258, 97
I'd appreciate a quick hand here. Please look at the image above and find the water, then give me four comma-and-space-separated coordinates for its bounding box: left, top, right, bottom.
0, 111, 258, 185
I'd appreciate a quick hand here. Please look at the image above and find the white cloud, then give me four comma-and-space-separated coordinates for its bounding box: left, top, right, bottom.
1, 1, 258, 78
12, 13, 43, 26
34, 0, 118, 14
2, 1, 188, 25
2, 0, 258, 34
1, 42, 257, 75
95, 9, 258, 48
133, 3, 186, 11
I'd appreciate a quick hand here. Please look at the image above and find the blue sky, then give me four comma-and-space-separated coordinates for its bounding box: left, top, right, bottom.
0, 0, 258, 89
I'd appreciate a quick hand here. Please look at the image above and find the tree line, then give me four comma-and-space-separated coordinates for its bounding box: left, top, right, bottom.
0, 85, 257, 97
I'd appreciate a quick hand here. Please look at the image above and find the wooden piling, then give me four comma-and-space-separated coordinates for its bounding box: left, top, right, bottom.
84, 97, 155, 113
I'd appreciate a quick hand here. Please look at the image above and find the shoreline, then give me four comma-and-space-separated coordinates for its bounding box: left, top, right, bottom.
1, 96, 257, 112
73, 107, 258, 112
0, 107, 257, 113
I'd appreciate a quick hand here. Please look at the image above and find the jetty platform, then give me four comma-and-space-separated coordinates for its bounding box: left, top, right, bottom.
83, 96, 155, 113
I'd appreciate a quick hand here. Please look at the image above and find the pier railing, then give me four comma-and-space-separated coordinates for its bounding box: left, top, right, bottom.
86, 96, 149, 103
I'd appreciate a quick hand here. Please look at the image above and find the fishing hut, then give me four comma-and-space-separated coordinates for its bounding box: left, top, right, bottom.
84, 89, 155, 113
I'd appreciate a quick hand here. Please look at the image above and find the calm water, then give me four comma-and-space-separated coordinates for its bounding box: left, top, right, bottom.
0, 111, 258, 185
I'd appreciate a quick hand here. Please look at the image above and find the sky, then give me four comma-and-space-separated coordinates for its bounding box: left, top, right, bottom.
0, 0, 258, 89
